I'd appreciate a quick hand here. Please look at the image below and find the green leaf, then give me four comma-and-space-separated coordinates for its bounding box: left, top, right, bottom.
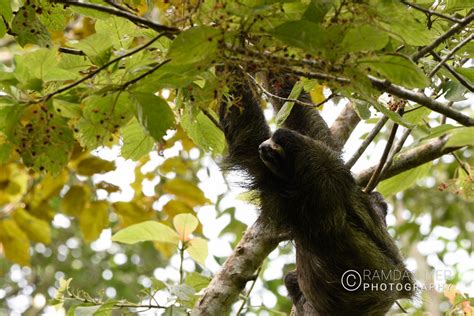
403, 106, 431, 125
121, 119, 154, 161
173, 213, 199, 241
71, 33, 113, 66
0, 0, 13, 23
37, 0, 70, 31
276, 80, 304, 126
76, 92, 133, 149
444, 0, 474, 12
95, 16, 136, 49
376, 3, 438, 46
377, 162, 431, 197
11, 3, 51, 47
359, 55, 429, 88
302, 0, 333, 23
185, 272, 211, 292
445, 127, 474, 148
180, 108, 225, 155
14, 49, 78, 83
455, 67, 474, 84
168, 26, 220, 65
93, 300, 118, 316
187, 237, 208, 265
169, 284, 195, 301
111, 221, 179, 245
131, 92, 175, 141
13, 103, 74, 174
271, 20, 325, 54
341, 25, 389, 52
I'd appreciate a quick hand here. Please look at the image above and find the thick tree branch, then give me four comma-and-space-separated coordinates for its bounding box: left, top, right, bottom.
192, 220, 284, 316
369, 77, 474, 126
356, 135, 459, 186
330, 104, 361, 150
51, 0, 179, 35
411, 11, 474, 62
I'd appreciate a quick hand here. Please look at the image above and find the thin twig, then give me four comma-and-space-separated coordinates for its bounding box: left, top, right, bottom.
103, 0, 135, 13
452, 153, 471, 176
411, 11, 474, 62
379, 127, 413, 179
346, 115, 389, 169
52, 0, 179, 35
120, 59, 171, 90
67, 294, 166, 309
201, 108, 222, 131
58, 47, 85, 56
236, 266, 261, 316
369, 76, 474, 126
400, 1, 463, 23
428, 34, 474, 78
364, 110, 403, 193
40, 33, 169, 102
245, 73, 315, 107
430, 52, 473, 91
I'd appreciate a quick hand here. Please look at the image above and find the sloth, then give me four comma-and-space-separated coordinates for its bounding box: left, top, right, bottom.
219, 72, 414, 315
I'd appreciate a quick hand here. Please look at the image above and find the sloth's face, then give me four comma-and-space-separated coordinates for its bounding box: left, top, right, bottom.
259, 128, 304, 179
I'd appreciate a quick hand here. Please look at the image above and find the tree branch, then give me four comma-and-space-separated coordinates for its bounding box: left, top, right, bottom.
356, 135, 460, 186
192, 220, 284, 315
346, 115, 389, 169
411, 11, 474, 62
51, 0, 179, 35
40, 33, 169, 102
364, 118, 401, 193
430, 52, 474, 91
330, 104, 361, 150
428, 33, 474, 78
400, 1, 463, 23
120, 59, 171, 90
369, 76, 474, 126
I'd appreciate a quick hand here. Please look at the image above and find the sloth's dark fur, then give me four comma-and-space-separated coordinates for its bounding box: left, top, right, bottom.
219, 75, 414, 315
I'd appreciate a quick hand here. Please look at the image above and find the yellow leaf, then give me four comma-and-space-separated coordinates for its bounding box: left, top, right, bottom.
154, 241, 176, 258
112, 201, 154, 227
0, 219, 30, 265
162, 178, 210, 207
163, 200, 193, 217
173, 213, 198, 241
309, 84, 325, 106
160, 157, 189, 175
187, 237, 208, 265
60, 185, 89, 216
0, 164, 28, 205
76, 157, 115, 176
13, 208, 51, 244
33, 170, 69, 203
79, 201, 109, 242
